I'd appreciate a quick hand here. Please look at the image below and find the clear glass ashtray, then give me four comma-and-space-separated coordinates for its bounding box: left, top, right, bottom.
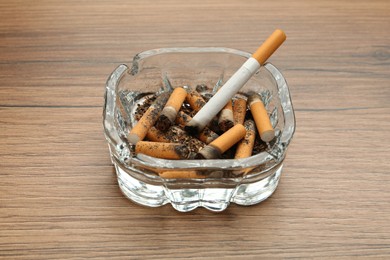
103, 47, 295, 212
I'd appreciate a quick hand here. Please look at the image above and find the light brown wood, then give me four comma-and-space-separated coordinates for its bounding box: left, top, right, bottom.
1, 0, 389, 258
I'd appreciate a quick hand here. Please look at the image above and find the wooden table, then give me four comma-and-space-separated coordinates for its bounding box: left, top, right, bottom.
1, 0, 389, 258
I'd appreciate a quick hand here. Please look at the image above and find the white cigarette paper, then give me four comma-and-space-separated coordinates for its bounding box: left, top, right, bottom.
188, 58, 260, 131
186, 29, 286, 133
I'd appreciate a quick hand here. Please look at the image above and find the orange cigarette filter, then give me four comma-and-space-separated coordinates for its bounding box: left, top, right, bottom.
234, 120, 256, 159
146, 127, 171, 143
159, 170, 206, 179
155, 87, 187, 131
176, 111, 219, 144
128, 92, 170, 144
196, 124, 246, 159
218, 99, 234, 132
175, 110, 190, 126
248, 94, 275, 142
252, 29, 286, 65
211, 124, 246, 152
135, 141, 189, 160
165, 87, 187, 111
233, 96, 247, 125
185, 89, 206, 112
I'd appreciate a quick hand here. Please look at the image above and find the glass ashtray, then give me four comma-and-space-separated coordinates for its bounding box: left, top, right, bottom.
103, 47, 295, 212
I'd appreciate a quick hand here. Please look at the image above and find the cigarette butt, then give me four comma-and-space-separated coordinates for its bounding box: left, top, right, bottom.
218, 99, 234, 132
168, 126, 206, 154
155, 87, 187, 131
175, 110, 191, 126
135, 141, 190, 159
185, 29, 286, 133
248, 94, 275, 142
196, 124, 246, 159
176, 111, 219, 144
252, 29, 286, 65
233, 96, 247, 125
165, 87, 187, 110
198, 127, 219, 144
159, 170, 206, 179
234, 120, 256, 159
128, 92, 170, 144
185, 89, 206, 112
209, 124, 246, 153
146, 127, 171, 142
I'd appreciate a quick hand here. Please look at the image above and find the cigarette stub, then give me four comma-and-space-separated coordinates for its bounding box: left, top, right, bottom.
234, 120, 256, 159
159, 170, 206, 179
147, 125, 205, 156
155, 87, 187, 131
135, 141, 190, 159
128, 92, 170, 144
146, 127, 171, 143
185, 29, 286, 134
196, 124, 246, 159
248, 94, 275, 142
233, 96, 247, 125
168, 126, 206, 155
176, 111, 219, 144
218, 99, 234, 132
185, 89, 206, 113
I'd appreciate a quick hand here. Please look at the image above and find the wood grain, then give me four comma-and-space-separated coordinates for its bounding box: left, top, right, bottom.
1, 0, 389, 258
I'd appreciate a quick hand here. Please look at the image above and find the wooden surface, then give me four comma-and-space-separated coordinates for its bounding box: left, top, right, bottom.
1, 0, 389, 258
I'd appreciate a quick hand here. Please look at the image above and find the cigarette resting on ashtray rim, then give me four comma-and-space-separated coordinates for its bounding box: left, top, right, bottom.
185, 29, 286, 134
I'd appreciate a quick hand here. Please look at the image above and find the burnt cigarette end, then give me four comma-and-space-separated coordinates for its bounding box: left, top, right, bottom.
184, 122, 201, 135
155, 114, 173, 132
218, 119, 234, 132
247, 93, 262, 106
195, 145, 221, 159
218, 99, 234, 132
185, 90, 206, 112
200, 127, 219, 144
195, 84, 209, 93
174, 144, 190, 159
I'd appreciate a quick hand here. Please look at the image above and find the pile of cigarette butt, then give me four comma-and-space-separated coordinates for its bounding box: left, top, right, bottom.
122, 29, 286, 178
127, 85, 273, 162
